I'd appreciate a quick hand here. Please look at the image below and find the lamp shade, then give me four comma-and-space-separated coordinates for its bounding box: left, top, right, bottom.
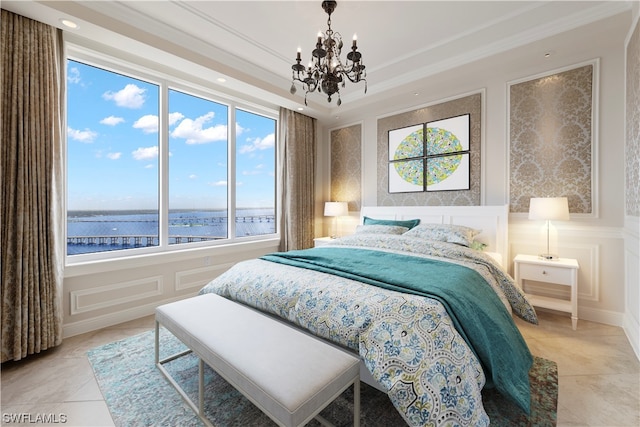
528, 197, 570, 221
324, 202, 348, 217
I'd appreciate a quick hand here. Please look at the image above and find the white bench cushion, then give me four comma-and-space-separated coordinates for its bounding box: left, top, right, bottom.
156, 294, 360, 426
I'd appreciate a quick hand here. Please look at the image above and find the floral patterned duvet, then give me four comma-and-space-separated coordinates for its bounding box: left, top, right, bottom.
199, 234, 537, 426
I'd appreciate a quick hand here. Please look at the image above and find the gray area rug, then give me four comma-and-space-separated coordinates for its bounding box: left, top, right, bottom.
88, 328, 557, 426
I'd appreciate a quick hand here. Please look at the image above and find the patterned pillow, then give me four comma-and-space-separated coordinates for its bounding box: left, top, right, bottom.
363, 216, 420, 230
469, 240, 488, 251
403, 223, 481, 247
355, 224, 409, 235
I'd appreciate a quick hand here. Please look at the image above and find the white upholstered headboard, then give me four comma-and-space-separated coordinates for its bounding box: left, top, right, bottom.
360, 205, 509, 268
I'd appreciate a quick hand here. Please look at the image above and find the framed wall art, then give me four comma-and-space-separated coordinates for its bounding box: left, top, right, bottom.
388, 114, 470, 193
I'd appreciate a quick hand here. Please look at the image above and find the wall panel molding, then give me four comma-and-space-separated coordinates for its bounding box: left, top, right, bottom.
508, 60, 598, 216
175, 262, 235, 291
70, 276, 163, 315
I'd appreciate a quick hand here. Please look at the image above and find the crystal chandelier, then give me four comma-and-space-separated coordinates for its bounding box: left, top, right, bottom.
290, 1, 367, 106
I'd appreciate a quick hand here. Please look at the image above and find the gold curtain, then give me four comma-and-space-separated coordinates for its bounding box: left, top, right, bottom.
278, 108, 316, 251
1, 10, 64, 362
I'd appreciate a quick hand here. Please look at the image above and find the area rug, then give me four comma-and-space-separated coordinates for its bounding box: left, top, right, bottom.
88, 328, 557, 426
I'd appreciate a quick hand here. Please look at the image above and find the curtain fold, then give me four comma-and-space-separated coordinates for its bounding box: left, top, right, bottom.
278, 108, 317, 251
1, 10, 64, 362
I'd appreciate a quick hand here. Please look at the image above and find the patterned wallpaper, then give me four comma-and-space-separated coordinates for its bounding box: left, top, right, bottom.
330, 124, 362, 212
627, 19, 640, 217
376, 93, 481, 206
509, 65, 593, 214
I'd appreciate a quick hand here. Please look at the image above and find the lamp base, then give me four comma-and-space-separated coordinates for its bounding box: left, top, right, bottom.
538, 253, 559, 260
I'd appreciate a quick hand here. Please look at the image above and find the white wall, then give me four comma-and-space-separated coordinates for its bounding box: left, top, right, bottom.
322, 12, 631, 328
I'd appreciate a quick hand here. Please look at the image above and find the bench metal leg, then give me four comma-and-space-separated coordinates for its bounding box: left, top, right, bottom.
155, 320, 214, 427
312, 377, 360, 427
354, 377, 360, 427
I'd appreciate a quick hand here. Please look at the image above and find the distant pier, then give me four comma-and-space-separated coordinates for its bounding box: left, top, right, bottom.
67, 214, 275, 250
66, 235, 223, 247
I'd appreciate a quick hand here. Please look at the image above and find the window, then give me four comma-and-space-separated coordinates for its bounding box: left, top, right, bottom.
66, 56, 277, 259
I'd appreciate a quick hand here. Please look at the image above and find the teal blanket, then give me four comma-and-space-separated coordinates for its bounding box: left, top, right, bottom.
261, 247, 533, 414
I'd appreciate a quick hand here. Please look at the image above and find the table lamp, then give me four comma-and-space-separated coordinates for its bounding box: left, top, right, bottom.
324, 202, 348, 238
528, 197, 570, 260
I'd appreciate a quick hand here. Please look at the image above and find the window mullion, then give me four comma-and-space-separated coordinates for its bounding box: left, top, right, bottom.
228, 105, 236, 240
159, 82, 169, 247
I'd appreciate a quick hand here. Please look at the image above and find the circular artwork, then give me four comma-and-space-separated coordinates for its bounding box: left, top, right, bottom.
392, 127, 423, 161
427, 127, 463, 155
393, 127, 463, 186
427, 154, 463, 185
392, 160, 423, 187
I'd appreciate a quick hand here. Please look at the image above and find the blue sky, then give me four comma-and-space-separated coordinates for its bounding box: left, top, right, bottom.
66, 60, 275, 211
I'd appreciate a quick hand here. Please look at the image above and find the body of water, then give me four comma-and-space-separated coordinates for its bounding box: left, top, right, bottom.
67, 208, 275, 255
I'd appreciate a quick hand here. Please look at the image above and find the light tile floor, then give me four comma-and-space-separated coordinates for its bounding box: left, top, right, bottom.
1, 311, 639, 426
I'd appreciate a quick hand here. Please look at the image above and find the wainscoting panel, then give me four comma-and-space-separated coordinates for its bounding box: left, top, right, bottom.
70, 276, 163, 315
174, 262, 235, 291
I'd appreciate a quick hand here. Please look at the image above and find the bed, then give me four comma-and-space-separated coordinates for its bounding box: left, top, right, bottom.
199, 205, 537, 426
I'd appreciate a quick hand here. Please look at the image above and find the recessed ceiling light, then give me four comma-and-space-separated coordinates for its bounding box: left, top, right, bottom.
59, 18, 78, 29
216, 77, 226, 83
297, 107, 304, 111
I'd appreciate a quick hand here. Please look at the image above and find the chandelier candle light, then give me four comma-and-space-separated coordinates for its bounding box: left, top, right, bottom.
528, 197, 570, 260
290, 1, 366, 106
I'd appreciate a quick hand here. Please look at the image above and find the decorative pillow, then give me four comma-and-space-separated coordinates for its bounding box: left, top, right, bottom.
469, 240, 487, 251
363, 216, 420, 230
355, 224, 409, 235
403, 223, 481, 247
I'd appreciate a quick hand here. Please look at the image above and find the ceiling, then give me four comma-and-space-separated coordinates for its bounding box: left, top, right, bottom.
2, 1, 632, 120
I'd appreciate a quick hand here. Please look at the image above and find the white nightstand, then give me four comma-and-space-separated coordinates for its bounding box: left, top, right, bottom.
313, 237, 334, 247
513, 254, 580, 330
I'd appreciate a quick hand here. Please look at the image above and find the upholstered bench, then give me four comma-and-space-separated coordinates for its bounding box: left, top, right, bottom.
155, 293, 361, 427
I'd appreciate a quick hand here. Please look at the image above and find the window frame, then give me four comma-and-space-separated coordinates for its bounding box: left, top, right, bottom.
65, 43, 279, 266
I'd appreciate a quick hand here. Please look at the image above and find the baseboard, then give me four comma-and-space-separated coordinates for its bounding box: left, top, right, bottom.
62, 293, 198, 338
623, 312, 640, 361
577, 305, 625, 327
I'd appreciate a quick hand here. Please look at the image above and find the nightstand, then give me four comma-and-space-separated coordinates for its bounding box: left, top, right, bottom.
313, 237, 334, 247
513, 254, 579, 330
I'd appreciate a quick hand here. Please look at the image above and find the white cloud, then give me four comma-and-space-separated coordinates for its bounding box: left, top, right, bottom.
68, 126, 98, 143
133, 115, 159, 134
239, 133, 275, 154
68, 67, 81, 84
100, 116, 125, 126
209, 180, 227, 187
107, 152, 122, 160
171, 112, 227, 144
132, 146, 158, 160
169, 112, 184, 126
144, 164, 154, 169
188, 174, 197, 179
103, 84, 146, 109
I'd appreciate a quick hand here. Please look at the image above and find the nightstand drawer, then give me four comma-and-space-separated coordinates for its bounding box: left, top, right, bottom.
518, 263, 573, 286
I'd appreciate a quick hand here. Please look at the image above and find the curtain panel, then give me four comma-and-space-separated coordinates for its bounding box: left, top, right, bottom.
1, 10, 64, 362
278, 108, 317, 251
